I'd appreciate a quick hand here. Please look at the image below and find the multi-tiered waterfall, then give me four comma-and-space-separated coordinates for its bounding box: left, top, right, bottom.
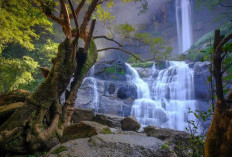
176, 0, 193, 53
74, 60, 210, 132
128, 61, 196, 131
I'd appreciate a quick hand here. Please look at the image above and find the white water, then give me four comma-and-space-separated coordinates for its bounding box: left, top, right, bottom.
176, 0, 193, 53
81, 65, 99, 113
129, 61, 196, 131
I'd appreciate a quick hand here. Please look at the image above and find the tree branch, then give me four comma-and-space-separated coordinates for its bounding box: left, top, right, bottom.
46, 14, 64, 25
59, 0, 72, 39
80, 0, 99, 40
124, 36, 147, 45
69, 0, 86, 19
215, 33, 232, 53
93, 36, 123, 47
222, 62, 232, 74
98, 0, 108, 5
84, 19, 96, 51
97, 47, 142, 61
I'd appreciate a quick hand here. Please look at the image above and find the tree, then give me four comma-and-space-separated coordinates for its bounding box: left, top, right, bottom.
0, 0, 160, 155
204, 30, 232, 156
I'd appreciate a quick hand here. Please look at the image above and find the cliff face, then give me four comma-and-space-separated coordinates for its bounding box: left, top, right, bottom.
96, 0, 229, 60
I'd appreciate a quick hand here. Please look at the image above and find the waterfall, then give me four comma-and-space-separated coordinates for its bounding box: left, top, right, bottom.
176, 0, 193, 53
129, 61, 197, 131
81, 65, 99, 113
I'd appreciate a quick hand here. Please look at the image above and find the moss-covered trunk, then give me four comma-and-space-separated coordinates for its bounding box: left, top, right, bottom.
204, 100, 232, 157
0, 39, 97, 155
204, 30, 232, 157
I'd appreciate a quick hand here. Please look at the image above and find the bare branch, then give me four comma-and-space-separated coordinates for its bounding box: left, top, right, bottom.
46, 14, 64, 25
124, 36, 147, 45
93, 36, 123, 47
68, 0, 79, 31
215, 33, 232, 53
69, 0, 86, 19
84, 19, 96, 51
98, 0, 108, 5
59, 0, 72, 39
97, 47, 142, 61
80, 0, 99, 39
67, 0, 79, 47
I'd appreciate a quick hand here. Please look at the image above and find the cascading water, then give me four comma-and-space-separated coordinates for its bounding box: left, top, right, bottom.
81, 65, 99, 113
129, 61, 197, 131
176, 0, 193, 53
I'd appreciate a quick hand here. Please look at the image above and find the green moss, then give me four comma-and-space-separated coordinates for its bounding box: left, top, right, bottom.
132, 62, 153, 68
103, 127, 112, 134
155, 62, 166, 69
161, 143, 169, 150
52, 146, 67, 154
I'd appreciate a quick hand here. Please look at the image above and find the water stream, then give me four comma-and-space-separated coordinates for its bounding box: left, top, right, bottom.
176, 0, 193, 53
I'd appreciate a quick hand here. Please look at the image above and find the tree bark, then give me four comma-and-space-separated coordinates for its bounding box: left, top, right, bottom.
0, 39, 97, 154
204, 30, 232, 157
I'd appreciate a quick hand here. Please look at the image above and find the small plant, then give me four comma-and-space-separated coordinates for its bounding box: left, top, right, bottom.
52, 146, 67, 154
131, 62, 153, 68
186, 107, 213, 157
103, 127, 112, 134
161, 143, 169, 150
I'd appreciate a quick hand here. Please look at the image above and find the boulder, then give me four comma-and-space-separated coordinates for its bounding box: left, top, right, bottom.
94, 114, 123, 128
121, 116, 141, 131
193, 62, 210, 100
61, 121, 111, 143
117, 84, 137, 100
144, 126, 192, 157
99, 96, 131, 116
47, 134, 177, 157
71, 108, 94, 123
94, 60, 127, 81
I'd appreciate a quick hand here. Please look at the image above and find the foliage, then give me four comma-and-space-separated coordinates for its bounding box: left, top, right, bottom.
161, 143, 169, 150
186, 107, 214, 157
131, 62, 153, 68
115, 23, 172, 61
0, 0, 52, 50
0, 56, 39, 93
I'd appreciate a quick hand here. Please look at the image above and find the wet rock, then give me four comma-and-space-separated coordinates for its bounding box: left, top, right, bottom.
47, 134, 177, 157
108, 83, 116, 94
71, 108, 94, 123
61, 121, 111, 143
94, 60, 127, 81
193, 62, 210, 100
144, 126, 192, 157
94, 113, 123, 128
121, 116, 141, 131
117, 84, 137, 100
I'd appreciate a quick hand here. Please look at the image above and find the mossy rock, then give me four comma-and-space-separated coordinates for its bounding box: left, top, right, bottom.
61, 121, 112, 143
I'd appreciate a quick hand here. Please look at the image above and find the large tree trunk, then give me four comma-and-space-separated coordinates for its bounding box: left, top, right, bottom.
204, 30, 232, 157
0, 39, 97, 155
